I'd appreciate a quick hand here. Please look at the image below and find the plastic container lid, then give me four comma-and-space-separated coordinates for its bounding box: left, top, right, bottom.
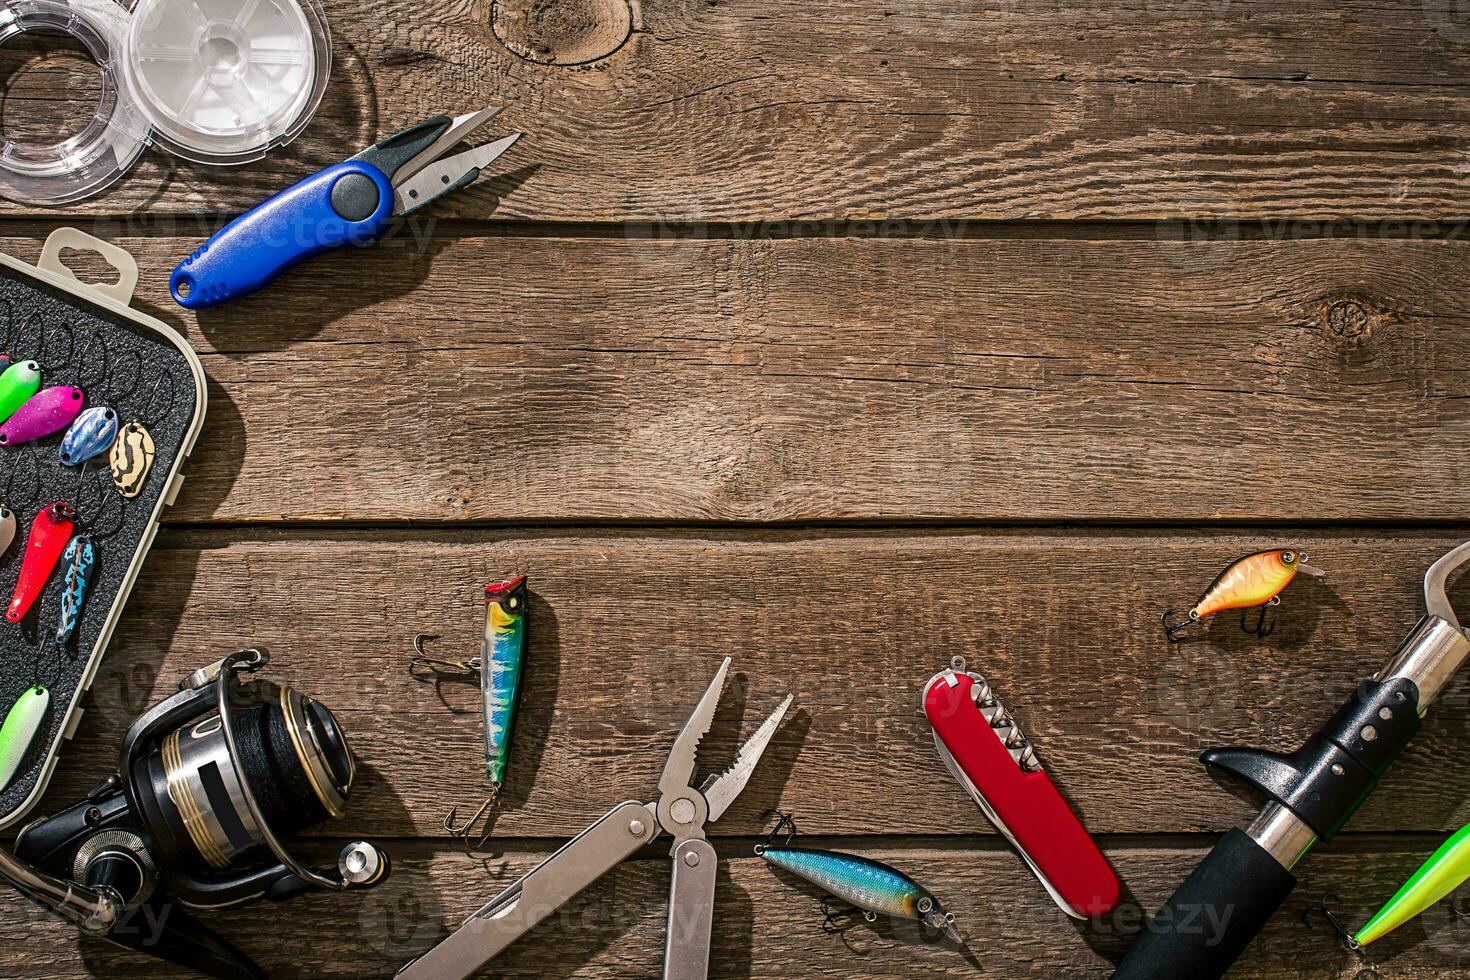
121, 0, 331, 165
0, 0, 148, 205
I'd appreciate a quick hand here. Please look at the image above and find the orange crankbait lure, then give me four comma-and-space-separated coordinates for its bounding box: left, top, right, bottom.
1162, 549, 1323, 642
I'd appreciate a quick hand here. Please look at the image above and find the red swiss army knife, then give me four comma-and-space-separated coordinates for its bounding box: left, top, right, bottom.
923, 656, 1120, 918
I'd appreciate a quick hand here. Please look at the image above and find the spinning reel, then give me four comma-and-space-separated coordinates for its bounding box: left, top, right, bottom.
0, 648, 389, 978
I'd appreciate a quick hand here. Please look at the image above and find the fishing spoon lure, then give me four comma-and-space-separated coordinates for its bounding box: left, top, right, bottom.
7, 502, 75, 623
0, 386, 84, 447
54, 470, 123, 648
60, 345, 140, 467
1162, 548, 1324, 642
0, 684, 49, 792
756, 813, 962, 943
59, 407, 118, 466
0, 450, 40, 562
110, 372, 172, 499
53, 535, 96, 648
0, 360, 42, 426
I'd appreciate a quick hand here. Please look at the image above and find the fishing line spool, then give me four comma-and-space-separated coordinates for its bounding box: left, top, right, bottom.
0, 0, 331, 204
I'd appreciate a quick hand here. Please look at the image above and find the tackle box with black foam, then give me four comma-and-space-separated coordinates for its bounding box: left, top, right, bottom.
0, 229, 205, 829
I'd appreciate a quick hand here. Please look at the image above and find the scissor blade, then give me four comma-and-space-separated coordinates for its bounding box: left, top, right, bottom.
700, 694, 792, 822
394, 106, 504, 188
392, 133, 521, 216
658, 657, 731, 799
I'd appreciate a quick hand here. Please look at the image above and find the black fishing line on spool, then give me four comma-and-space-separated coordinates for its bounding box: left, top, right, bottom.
230, 699, 330, 834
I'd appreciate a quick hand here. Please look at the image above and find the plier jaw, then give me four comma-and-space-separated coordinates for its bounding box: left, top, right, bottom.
395, 656, 794, 980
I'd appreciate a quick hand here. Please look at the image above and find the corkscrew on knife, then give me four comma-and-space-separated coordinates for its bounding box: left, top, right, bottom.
1114, 540, 1470, 980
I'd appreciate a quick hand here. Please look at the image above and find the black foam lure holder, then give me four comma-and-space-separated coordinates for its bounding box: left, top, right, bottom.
0, 229, 205, 828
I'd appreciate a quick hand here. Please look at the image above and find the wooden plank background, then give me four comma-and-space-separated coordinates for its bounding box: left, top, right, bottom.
2, 0, 1470, 976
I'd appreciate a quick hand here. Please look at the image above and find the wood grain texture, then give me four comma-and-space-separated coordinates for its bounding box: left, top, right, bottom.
34, 529, 1470, 839
19, 232, 1469, 523
0, 840, 1465, 978
3, 0, 1470, 221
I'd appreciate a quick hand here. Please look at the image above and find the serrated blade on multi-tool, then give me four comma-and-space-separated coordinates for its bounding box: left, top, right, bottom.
700, 693, 794, 821
658, 656, 731, 800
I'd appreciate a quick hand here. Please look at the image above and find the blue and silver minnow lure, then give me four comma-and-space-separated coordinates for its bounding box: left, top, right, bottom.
59, 406, 118, 466
757, 814, 961, 942
54, 535, 96, 646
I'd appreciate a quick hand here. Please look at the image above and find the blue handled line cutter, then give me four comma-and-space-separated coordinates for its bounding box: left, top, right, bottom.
170, 107, 520, 310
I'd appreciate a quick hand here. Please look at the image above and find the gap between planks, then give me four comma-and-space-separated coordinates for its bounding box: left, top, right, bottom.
5, 214, 1470, 245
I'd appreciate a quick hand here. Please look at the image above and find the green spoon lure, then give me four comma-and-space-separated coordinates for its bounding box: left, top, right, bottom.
0, 685, 49, 792
1355, 823, 1470, 946
0, 360, 41, 424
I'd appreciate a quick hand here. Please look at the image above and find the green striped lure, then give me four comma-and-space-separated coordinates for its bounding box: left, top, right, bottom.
433, 575, 529, 848
757, 813, 961, 942
1353, 823, 1470, 947
0, 685, 49, 792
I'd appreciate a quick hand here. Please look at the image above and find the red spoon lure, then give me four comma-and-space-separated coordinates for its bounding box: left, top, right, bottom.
7, 502, 75, 623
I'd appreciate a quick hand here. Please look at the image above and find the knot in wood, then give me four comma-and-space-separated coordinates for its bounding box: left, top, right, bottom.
1324, 298, 1371, 340
492, 0, 634, 66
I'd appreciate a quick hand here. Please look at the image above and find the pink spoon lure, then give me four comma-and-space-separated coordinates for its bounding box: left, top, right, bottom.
0, 387, 84, 446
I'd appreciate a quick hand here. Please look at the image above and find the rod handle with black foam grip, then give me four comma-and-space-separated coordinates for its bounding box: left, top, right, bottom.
1110, 828, 1296, 980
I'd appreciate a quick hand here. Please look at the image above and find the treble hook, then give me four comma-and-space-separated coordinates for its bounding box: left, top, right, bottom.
408, 633, 481, 679
1241, 596, 1281, 639
820, 896, 874, 934
442, 786, 500, 853
755, 810, 799, 855
1302, 891, 1360, 950
1161, 608, 1198, 643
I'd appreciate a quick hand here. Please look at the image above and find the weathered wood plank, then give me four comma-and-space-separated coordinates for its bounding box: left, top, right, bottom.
3, 0, 1470, 221
16, 233, 1469, 523
0, 840, 1462, 978
33, 530, 1470, 839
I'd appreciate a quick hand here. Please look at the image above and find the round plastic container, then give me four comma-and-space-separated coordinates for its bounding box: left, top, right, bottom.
0, 0, 330, 204
121, 0, 331, 165
0, 0, 148, 205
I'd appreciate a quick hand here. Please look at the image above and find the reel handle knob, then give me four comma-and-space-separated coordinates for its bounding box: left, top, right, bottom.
82, 847, 148, 908
338, 841, 389, 887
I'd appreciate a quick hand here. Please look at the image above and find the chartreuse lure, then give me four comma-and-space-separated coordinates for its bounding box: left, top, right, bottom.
1354, 824, 1470, 947
0, 685, 49, 791
0, 360, 41, 424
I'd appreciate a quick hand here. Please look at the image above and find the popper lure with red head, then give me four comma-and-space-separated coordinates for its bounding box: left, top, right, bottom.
1162, 548, 1324, 642
923, 656, 1119, 918
7, 502, 75, 623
